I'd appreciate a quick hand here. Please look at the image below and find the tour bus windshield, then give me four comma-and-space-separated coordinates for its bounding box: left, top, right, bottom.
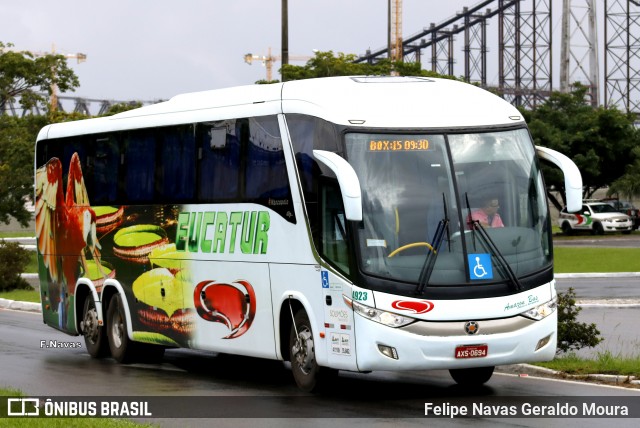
345, 128, 551, 289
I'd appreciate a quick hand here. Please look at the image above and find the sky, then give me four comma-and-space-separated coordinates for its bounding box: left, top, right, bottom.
1, 0, 475, 103
3, 0, 606, 109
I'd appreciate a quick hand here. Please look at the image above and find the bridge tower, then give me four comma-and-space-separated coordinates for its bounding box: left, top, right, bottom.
560, 0, 599, 106
604, 0, 640, 113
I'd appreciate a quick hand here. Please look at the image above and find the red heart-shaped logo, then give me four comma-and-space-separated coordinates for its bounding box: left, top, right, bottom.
194, 280, 256, 338
391, 300, 435, 314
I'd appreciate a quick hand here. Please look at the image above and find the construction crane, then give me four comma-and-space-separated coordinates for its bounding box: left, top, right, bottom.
2, 44, 87, 111
389, 0, 403, 62
244, 47, 311, 81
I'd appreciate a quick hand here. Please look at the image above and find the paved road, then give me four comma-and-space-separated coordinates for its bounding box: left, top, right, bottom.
553, 234, 640, 248
1, 309, 639, 427
556, 276, 640, 301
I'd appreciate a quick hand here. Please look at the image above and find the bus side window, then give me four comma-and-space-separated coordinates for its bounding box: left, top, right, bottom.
197, 121, 240, 201
123, 130, 156, 203
320, 178, 351, 276
245, 116, 289, 200
90, 135, 119, 205
287, 114, 342, 244
159, 125, 196, 203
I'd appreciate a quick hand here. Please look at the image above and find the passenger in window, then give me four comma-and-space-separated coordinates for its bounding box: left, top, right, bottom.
470, 197, 504, 228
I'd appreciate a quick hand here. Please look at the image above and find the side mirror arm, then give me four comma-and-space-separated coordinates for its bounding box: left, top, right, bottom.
312, 150, 363, 221
536, 146, 583, 213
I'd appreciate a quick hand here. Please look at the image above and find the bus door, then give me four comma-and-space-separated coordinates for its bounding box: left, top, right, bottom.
318, 178, 358, 371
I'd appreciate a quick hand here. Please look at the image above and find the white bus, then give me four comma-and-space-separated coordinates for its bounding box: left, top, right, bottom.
34, 76, 581, 391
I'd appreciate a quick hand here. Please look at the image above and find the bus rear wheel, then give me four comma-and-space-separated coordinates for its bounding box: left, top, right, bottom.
449, 366, 494, 386
289, 310, 336, 392
82, 295, 108, 358
107, 294, 136, 363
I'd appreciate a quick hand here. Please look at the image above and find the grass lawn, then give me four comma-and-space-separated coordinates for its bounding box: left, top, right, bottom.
0, 288, 40, 303
26, 252, 38, 273
554, 246, 640, 273
535, 351, 640, 377
0, 231, 34, 239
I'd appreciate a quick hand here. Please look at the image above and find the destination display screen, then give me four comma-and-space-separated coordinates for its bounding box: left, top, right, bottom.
368, 139, 431, 152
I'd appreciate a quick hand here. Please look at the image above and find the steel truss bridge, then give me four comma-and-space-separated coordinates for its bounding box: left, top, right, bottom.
1, 95, 158, 117
3, 0, 639, 117
356, 0, 640, 114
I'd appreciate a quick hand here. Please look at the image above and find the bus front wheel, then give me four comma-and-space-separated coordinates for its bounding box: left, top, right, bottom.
449, 366, 494, 386
289, 310, 336, 392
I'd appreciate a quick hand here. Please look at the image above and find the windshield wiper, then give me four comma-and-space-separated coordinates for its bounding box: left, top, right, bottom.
415, 193, 449, 295
464, 193, 523, 292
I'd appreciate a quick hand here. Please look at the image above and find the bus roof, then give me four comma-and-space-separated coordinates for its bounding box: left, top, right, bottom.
38, 76, 524, 140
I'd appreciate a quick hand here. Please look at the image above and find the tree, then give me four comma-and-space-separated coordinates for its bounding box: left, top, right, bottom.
0, 114, 47, 227
0, 41, 80, 112
556, 288, 602, 354
276, 50, 457, 83
0, 41, 82, 227
522, 84, 640, 209
100, 101, 143, 116
608, 146, 640, 200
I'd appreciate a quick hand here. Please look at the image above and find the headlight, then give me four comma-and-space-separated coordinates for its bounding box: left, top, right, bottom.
520, 297, 557, 321
344, 296, 415, 328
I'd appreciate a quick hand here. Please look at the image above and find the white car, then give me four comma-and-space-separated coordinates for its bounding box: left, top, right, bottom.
559, 202, 633, 235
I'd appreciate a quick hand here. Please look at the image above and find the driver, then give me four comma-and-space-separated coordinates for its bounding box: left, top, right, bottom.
470, 197, 504, 228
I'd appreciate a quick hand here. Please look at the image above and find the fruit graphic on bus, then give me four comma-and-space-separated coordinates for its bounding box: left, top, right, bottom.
194, 280, 256, 339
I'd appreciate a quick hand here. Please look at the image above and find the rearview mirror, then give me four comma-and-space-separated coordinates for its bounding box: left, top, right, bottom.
313, 150, 362, 221
535, 146, 583, 213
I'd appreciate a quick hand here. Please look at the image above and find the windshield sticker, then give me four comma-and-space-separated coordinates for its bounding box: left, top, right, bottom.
468, 253, 493, 280
366, 239, 387, 247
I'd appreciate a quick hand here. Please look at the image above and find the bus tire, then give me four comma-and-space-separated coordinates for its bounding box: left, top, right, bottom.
107, 293, 136, 363
289, 310, 336, 392
82, 295, 109, 358
449, 366, 494, 386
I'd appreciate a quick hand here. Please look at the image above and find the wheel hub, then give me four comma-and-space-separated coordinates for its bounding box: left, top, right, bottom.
292, 329, 314, 374
82, 308, 99, 343
111, 313, 124, 348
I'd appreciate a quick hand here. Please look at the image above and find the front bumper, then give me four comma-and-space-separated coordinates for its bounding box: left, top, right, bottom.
354, 311, 557, 371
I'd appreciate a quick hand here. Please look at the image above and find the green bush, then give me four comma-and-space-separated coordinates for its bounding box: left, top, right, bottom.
557, 287, 603, 353
0, 240, 30, 291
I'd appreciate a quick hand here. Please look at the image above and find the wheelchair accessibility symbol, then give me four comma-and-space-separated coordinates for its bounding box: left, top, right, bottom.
321, 271, 330, 288
468, 253, 493, 280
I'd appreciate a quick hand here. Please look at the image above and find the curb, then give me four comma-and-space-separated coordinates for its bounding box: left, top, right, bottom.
555, 272, 640, 279
0, 298, 41, 313
498, 364, 640, 387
